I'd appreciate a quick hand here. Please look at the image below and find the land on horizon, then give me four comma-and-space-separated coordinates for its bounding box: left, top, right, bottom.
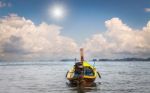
1, 57, 150, 62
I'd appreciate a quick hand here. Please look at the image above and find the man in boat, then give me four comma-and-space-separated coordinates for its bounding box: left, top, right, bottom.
72, 62, 86, 85
74, 62, 83, 79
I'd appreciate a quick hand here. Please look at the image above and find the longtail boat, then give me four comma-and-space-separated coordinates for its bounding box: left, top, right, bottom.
66, 48, 101, 84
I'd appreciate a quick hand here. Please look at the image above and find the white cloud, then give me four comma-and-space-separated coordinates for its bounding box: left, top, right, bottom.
145, 8, 150, 12
0, 14, 150, 61
83, 18, 150, 59
0, 14, 78, 61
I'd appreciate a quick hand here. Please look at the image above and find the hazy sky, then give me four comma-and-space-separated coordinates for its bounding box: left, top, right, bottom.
0, 0, 150, 60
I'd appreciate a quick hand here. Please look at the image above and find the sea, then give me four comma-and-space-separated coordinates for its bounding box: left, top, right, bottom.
0, 61, 150, 93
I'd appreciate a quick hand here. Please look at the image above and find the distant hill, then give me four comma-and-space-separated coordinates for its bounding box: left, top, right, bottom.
0, 57, 150, 62
60, 57, 150, 62
98, 57, 150, 61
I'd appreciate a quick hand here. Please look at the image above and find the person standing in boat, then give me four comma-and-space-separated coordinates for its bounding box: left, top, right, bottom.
74, 62, 83, 78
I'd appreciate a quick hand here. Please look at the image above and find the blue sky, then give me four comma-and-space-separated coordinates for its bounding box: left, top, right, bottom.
0, 0, 150, 60
0, 0, 149, 42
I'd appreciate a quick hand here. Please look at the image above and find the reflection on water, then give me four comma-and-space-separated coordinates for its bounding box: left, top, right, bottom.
0, 61, 150, 93
66, 82, 101, 93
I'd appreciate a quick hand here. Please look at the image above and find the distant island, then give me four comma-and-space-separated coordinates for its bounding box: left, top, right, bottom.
0, 57, 150, 62
97, 57, 150, 61
60, 57, 150, 62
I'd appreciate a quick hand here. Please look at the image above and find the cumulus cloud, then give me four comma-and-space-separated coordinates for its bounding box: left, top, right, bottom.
0, 14, 150, 61
145, 8, 150, 12
83, 18, 150, 59
0, 14, 78, 61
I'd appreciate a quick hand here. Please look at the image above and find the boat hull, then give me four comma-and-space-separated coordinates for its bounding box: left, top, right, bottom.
66, 61, 98, 84
68, 78, 95, 84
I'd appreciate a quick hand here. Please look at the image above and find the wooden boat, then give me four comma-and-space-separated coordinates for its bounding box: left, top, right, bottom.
66, 48, 101, 84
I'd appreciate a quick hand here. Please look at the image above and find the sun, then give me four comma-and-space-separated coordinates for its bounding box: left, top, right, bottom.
49, 4, 66, 20
52, 6, 64, 18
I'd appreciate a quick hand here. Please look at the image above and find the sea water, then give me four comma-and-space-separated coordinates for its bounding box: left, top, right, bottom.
0, 61, 150, 93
